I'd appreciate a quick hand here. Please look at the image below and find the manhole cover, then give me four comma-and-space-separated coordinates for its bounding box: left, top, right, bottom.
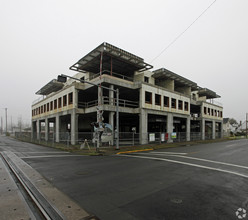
171, 198, 183, 204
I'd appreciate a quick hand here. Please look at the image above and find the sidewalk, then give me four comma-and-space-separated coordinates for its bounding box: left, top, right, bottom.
0, 151, 97, 220
0, 156, 33, 220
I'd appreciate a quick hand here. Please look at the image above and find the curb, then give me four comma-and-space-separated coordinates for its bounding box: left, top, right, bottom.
116, 148, 153, 155
2, 151, 95, 220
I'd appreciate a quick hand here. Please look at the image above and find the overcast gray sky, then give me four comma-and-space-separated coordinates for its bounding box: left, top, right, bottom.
0, 0, 247, 126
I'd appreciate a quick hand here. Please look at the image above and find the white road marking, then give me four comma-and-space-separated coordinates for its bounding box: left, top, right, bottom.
147, 153, 248, 170
13, 152, 69, 154
149, 152, 188, 155
225, 144, 238, 148
20, 155, 84, 159
118, 154, 248, 179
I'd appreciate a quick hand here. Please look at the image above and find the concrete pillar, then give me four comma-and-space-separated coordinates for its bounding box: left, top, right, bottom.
201, 119, 205, 140
139, 109, 148, 145
139, 88, 143, 108
74, 89, 78, 108
71, 110, 78, 145
109, 85, 115, 145
45, 118, 49, 141
98, 87, 103, 105
55, 115, 60, 143
37, 120, 41, 141
31, 121, 37, 140
212, 121, 216, 140
186, 116, 191, 141
167, 113, 173, 143
109, 112, 114, 145
109, 85, 114, 105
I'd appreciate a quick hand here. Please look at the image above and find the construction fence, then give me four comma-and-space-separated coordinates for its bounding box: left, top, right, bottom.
14, 131, 223, 148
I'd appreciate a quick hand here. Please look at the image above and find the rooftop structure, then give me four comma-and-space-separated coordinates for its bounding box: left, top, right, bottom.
70, 42, 153, 75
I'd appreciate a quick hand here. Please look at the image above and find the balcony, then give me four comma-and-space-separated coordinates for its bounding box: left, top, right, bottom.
78, 96, 139, 109
87, 70, 134, 82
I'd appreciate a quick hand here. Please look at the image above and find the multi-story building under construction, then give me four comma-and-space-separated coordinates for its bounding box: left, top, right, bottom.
31, 42, 223, 145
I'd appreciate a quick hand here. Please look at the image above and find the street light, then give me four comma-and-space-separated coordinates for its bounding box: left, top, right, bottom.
57, 74, 120, 150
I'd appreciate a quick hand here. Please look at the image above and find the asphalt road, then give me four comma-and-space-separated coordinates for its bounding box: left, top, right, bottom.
1, 136, 248, 220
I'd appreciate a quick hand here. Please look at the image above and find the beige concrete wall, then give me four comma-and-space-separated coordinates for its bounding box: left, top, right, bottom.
175, 86, 191, 96
32, 86, 76, 120
202, 102, 223, 120
155, 79, 174, 91
134, 71, 155, 85
141, 84, 190, 115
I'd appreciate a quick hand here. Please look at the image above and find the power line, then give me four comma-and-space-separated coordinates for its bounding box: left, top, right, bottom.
150, 0, 217, 63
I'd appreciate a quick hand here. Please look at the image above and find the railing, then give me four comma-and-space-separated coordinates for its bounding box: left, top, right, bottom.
206, 99, 223, 107
78, 96, 139, 109
32, 96, 45, 105
88, 70, 134, 82
16, 131, 224, 147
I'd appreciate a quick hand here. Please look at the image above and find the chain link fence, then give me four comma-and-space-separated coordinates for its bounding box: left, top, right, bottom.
14, 131, 223, 148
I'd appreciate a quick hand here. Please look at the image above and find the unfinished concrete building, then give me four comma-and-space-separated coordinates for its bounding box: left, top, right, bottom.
31, 42, 223, 145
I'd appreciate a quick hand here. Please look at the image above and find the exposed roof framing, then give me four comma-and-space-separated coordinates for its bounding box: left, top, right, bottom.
198, 88, 221, 99
70, 42, 153, 76
36, 79, 64, 95
152, 68, 199, 91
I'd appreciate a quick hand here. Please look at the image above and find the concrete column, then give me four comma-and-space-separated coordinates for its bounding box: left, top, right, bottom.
31, 121, 34, 139
31, 121, 36, 140
167, 113, 173, 143
98, 87, 103, 105
109, 112, 114, 145
139, 88, 143, 108
74, 89, 78, 108
201, 119, 205, 140
37, 120, 41, 141
139, 109, 148, 144
109, 85, 114, 105
71, 110, 78, 145
109, 85, 115, 145
55, 115, 60, 143
212, 121, 216, 140
45, 118, 49, 141
186, 116, 191, 141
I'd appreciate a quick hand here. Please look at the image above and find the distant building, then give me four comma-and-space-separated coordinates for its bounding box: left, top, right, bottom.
223, 118, 235, 136
31, 42, 223, 145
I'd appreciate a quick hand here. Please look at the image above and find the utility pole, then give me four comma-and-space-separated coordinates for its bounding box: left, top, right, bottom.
1, 117, 2, 135
11, 116, 13, 134
246, 113, 247, 139
116, 89, 119, 150
5, 108, 7, 135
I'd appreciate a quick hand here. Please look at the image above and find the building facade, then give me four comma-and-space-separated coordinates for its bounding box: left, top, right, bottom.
31, 42, 223, 145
